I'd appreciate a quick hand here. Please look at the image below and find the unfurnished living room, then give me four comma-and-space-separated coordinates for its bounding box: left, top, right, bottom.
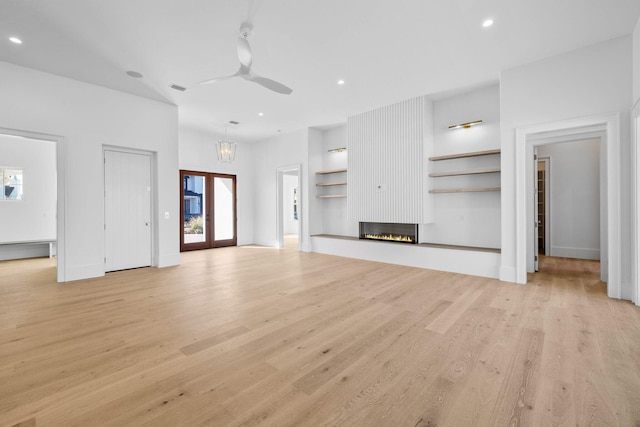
1, 1, 640, 426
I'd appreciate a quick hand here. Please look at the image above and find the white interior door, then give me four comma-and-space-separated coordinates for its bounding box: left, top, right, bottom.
105, 150, 151, 272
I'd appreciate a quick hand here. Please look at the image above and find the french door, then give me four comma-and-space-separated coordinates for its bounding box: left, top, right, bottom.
180, 170, 237, 251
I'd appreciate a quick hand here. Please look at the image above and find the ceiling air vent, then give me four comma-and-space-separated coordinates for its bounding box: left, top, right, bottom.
170, 84, 187, 91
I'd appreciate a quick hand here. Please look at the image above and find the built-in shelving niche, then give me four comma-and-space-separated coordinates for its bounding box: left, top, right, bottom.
428, 149, 500, 194
315, 168, 347, 198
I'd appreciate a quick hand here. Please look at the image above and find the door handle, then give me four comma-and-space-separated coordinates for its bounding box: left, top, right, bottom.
145, 222, 150, 226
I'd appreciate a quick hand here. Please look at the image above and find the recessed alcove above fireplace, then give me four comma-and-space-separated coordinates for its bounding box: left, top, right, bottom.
359, 222, 418, 244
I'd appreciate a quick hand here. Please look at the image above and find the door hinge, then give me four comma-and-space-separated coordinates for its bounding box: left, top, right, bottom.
535, 255, 538, 262
104, 257, 107, 263
534, 154, 538, 160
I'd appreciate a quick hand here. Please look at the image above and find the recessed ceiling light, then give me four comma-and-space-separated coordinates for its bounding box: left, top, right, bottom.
482, 19, 494, 28
258, 112, 264, 116
126, 70, 143, 78
9, 37, 22, 44
337, 79, 345, 85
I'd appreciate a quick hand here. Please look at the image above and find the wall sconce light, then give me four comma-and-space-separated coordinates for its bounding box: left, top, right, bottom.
448, 119, 483, 130
217, 127, 236, 162
328, 147, 347, 153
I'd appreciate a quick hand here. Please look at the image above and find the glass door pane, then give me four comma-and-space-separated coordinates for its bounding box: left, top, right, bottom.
214, 176, 235, 242
183, 174, 207, 245
181, 170, 235, 251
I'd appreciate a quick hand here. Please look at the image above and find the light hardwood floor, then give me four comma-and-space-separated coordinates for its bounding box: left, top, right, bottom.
1, 246, 639, 426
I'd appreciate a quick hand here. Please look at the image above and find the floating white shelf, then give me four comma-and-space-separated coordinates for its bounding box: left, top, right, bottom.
429, 149, 500, 161
429, 187, 500, 194
429, 167, 500, 177
316, 194, 347, 198
315, 168, 347, 175
316, 182, 347, 187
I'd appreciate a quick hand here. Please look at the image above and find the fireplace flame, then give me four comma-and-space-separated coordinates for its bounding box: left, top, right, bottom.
364, 233, 414, 243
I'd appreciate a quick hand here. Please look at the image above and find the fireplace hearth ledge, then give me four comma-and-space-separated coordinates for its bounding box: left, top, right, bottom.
309, 234, 501, 280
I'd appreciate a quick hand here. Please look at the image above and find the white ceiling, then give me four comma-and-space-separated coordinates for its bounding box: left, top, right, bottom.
1, 0, 639, 142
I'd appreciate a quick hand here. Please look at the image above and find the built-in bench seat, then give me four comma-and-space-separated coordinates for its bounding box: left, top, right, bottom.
0, 240, 56, 261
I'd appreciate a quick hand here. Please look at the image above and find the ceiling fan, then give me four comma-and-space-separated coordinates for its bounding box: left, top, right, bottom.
198, 21, 293, 95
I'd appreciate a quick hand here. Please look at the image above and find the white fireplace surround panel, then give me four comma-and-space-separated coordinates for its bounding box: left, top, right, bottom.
347, 96, 428, 224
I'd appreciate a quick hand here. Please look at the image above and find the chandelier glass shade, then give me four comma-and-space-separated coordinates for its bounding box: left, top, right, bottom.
216, 140, 236, 163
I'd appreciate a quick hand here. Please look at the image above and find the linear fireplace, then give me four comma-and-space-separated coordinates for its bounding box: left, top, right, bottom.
359, 222, 418, 244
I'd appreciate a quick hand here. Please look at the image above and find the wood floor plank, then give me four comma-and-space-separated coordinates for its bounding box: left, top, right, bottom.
179, 325, 251, 355
425, 287, 484, 334
1, 247, 639, 426
587, 290, 640, 424
255, 303, 444, 426
487, 327, 544, 426
528, 306, 577, 427
291, 310, 416, 395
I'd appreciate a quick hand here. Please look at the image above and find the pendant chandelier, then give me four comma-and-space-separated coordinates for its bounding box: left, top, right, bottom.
216, 127, 236, 163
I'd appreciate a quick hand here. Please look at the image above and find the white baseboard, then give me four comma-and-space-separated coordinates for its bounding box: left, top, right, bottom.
65, 263, 104, 282
157, 253, 180, 268
550, 246, 600, 260
499, 265, 518, 283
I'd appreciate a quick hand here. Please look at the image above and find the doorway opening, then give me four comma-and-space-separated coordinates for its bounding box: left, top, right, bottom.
180, 170, 237, 251
282, 172, 300, 248
0, 128, 66, 282
533, 137, 601, 274
536, 158, 549, 257
276, 164, 302, 250
514, 113, 620, 299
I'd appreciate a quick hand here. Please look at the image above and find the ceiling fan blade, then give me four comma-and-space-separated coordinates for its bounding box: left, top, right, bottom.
198, 75, 236, 85
237, 36, 252, 68
247, 74, 293, 95
198, 66, 250, 86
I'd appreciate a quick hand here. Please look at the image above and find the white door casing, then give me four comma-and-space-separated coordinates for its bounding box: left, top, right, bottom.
104, 149, 151, 272
513, 113, 620, 299
534, 152, 539, 272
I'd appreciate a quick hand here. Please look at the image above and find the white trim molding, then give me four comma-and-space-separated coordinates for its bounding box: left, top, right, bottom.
634, 110, 640, 306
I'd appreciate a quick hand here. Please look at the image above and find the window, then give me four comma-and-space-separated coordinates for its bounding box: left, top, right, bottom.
1, 168, 23, 200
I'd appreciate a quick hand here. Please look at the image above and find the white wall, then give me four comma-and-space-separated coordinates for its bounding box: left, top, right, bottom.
319, 124, 357, 237
252, 129, 309, 248
634, 18, 640, 105
282, 174, 299, 234
307, 128, 324, 241
0, 61, 179, 281
0, 134, 56, 242
423, 84, 501, 248
347, 96, 427, 224
538, 139, 601, 260
178, 126, 254, 245
500, 37, 633, 297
